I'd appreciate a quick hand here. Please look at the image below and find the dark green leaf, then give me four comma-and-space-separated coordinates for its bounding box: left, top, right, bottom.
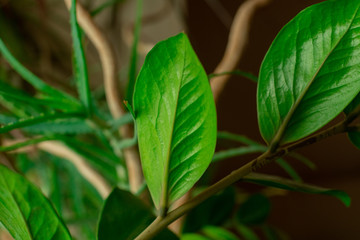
208, 70, 258, 82
97, 188, 178, 240
24, 118, 93, 135
244, 173, 351, 207
133, 33, 217, 209
0, 164, 72, 240
0, 39, 80, 107
71, 0, 93, 114
236, 194, 271, 225
183, 187, 235, 233
344, 93, 360, 149
275, 158, 302, 182
257, 0, 360, 145
0, 112, 85, 134
213, 146, 265, 162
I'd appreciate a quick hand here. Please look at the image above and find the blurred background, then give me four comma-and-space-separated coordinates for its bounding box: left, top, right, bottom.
0, 0, 359, 239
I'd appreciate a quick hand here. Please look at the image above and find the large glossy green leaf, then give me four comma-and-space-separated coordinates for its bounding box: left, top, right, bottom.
257, 0, 360, 145
244, 173, 351, 207
97, 188, 178, 240
0, 164, 72, 240
133, 33, 217, 209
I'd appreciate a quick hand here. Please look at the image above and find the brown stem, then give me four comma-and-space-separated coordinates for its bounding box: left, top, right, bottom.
135, 118, 350, 240
63, 0, 143, 192
210, 0, 270, 102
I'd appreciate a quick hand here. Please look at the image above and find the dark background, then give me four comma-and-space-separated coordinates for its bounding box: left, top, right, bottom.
186, 0, 360, 239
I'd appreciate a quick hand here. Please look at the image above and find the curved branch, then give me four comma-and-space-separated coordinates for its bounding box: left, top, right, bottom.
210, 0, 270, 102
63, 0, 143, 192
135, 118, 351, 239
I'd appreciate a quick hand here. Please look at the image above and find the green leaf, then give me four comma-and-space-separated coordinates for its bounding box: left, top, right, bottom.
133, 33, 217, 209
344, 93, 360, 149
0, 112, 85, 134
183, 187, 235, 233
0, 164, 72, 240
244, 173, 351, 207
24, 118, 93, 135
236, 194, 271, 226
212, 146, 265, 162
234, 224, 259, 240
126, 0, 143, 104
201, 226, 239, 240
0, 39, 80, 107
70, 0, 92, 114
97, 188, 178, 240
257, 0, 360, 145
181, 234, 211, 240
0, 136, 57, 152
275, 158, 302, 182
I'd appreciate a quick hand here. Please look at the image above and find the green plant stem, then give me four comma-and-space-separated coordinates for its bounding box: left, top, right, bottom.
134, 119, 351, 240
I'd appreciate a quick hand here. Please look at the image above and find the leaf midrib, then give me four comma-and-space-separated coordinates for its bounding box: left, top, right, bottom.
269, 6, 360, 149
159, 40, 187, 212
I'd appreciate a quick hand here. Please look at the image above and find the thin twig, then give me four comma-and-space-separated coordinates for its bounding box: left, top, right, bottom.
135, 117, 352, 239
63, 0, 143, 192
210, 0, 270, 102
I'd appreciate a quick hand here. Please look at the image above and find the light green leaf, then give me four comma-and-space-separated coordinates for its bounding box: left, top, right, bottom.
202, 226, 240, 240
0, 164, 72, 240
71, 0, 92, 114
234, 224, 259, 240
244, 173, 351, 207
181, 234, 211, 240
257, 0, 360, 145
133, 33, 217, 210
97, 188, 178, 240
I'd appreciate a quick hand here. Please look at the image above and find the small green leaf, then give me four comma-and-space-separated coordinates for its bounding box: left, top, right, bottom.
202, 226, 239, 240
97, 188, 178, 240
0, 136, 57, 152
275, 158, 302, 182
133, 33, 217, 209
244, 173, 351, 207
236, 194, 271, 226
181, 234, 211, 240
71, 0, 93, 114
0, 164, 72, 240
257, 0, 360, 145
344, 93, 360, 149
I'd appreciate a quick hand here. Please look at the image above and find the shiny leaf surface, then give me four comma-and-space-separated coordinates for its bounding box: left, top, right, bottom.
0, 164, 71, 240
133, 33, 217, 208
258, 0, 360, 145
